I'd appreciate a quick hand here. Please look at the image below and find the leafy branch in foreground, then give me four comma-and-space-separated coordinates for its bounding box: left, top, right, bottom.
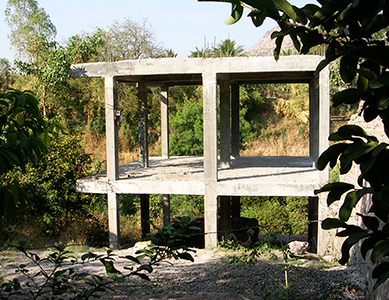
200, 0, 389, 290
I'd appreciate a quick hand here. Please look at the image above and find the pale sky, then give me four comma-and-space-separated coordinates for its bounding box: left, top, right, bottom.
0, 0, 312, 62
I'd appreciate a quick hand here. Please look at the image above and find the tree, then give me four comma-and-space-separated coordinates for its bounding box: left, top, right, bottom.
189, 39, 246, 57
200, 0, 389, 289
213, 38, 247, 57
98, 18, 169, 61
0, 58, 13, 92
5, 0, 56, 59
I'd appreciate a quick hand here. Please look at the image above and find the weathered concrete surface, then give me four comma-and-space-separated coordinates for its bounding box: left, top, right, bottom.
70, 56, 324, 81
76, 156, 323, 197
330, 104, 389, 299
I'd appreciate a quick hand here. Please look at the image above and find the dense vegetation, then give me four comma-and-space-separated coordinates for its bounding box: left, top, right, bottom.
0, 0, 351, 249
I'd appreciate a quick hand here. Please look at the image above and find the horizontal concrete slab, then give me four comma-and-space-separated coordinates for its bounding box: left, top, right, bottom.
70, 56, 323, 85
76, 156, 325, 197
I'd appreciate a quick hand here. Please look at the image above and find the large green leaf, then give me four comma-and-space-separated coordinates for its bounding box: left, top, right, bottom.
332, 88, 363, 106
373, 262, 389, 290
371, 240, 389, 263
340, 54, 358, 83
224, 1, 244, 25
317, 143, 348, 170
350, 46, 389, 68
361, 236, 379, 259
362, 215, 380, 231
339, 189, 373, 221
315, 182, 355, 206
273, 0, 298, 22
321, 217, 347, 229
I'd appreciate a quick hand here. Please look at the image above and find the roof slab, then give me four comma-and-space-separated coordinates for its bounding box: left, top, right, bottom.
70, 56, 323, 85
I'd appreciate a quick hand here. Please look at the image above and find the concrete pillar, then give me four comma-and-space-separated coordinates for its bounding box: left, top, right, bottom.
108, 191, 120, 248
231, 83, 240, 158
140, 194, 150, 239
105, 76, 120, 249
204, 183, 218, 248
203, 72, 218, 248
310, 66, 329, 255
138, 82, 149, 167
220, 80, 231, 168
231, 196, 241, 218
163, 194, 170, 224
309, 66, 329, 168
161, 85, 169, 158
308, 196, 318, 253
219, 196, 231, 241
105, 76, 119, 180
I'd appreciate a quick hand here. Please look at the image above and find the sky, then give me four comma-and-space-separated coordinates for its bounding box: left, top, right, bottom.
0, 0, 312, 62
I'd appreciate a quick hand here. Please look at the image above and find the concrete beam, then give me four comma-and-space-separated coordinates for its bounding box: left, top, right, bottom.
70, 56, 324, 79
138, 82, 149, 167
220, 80, 231, 168
161, 86, 169, 158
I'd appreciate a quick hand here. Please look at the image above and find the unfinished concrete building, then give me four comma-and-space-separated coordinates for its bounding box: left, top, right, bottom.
70, 56, 330, 254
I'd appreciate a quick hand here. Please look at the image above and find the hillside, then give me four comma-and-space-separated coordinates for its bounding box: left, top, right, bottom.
248, 27, 294, 56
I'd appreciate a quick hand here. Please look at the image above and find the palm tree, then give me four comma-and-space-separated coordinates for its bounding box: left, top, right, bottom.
189, 47, 213, 58
213, 39, 247, 57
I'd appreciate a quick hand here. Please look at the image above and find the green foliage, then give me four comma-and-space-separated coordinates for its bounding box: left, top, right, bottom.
241, 196, 308, 235
2, 132, 106, 244
201, 0, 389, 289
169, 97, 204, 156
189, 38, 246, 58
1, 218, 197, 299
5, 0, 57, 59
98, 18, 170, 61
0, 89, 48, 223
16, 31, 104, 117
0, 241, 113, 299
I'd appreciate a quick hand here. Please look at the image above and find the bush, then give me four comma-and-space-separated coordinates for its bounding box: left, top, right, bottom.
241, 196, 308, 235
1, 133, 107, 245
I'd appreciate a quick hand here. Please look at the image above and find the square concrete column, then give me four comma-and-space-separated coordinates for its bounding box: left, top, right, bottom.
105, 76, 119, 180
309, 66, 329, 255
220, 80, 231, 168
160, 85, 169, 158
105, 76, 119, 248
308, 196, 318, 253
309, 66, 329, 168
231, 196, 241, 218
231, 83, 240, 158
203, 72, 218, 248
163, 194, 170, 225
140, 194, 150, 239
219, 196, 231, 241
203, 72, 218, 181
108, 191, 120, 249
138, 82, 149, 167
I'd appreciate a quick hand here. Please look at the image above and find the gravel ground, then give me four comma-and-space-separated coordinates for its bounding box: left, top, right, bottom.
1, 248, 369, 300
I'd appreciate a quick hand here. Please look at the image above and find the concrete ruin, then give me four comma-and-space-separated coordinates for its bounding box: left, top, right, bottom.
70, 56, 330, 253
